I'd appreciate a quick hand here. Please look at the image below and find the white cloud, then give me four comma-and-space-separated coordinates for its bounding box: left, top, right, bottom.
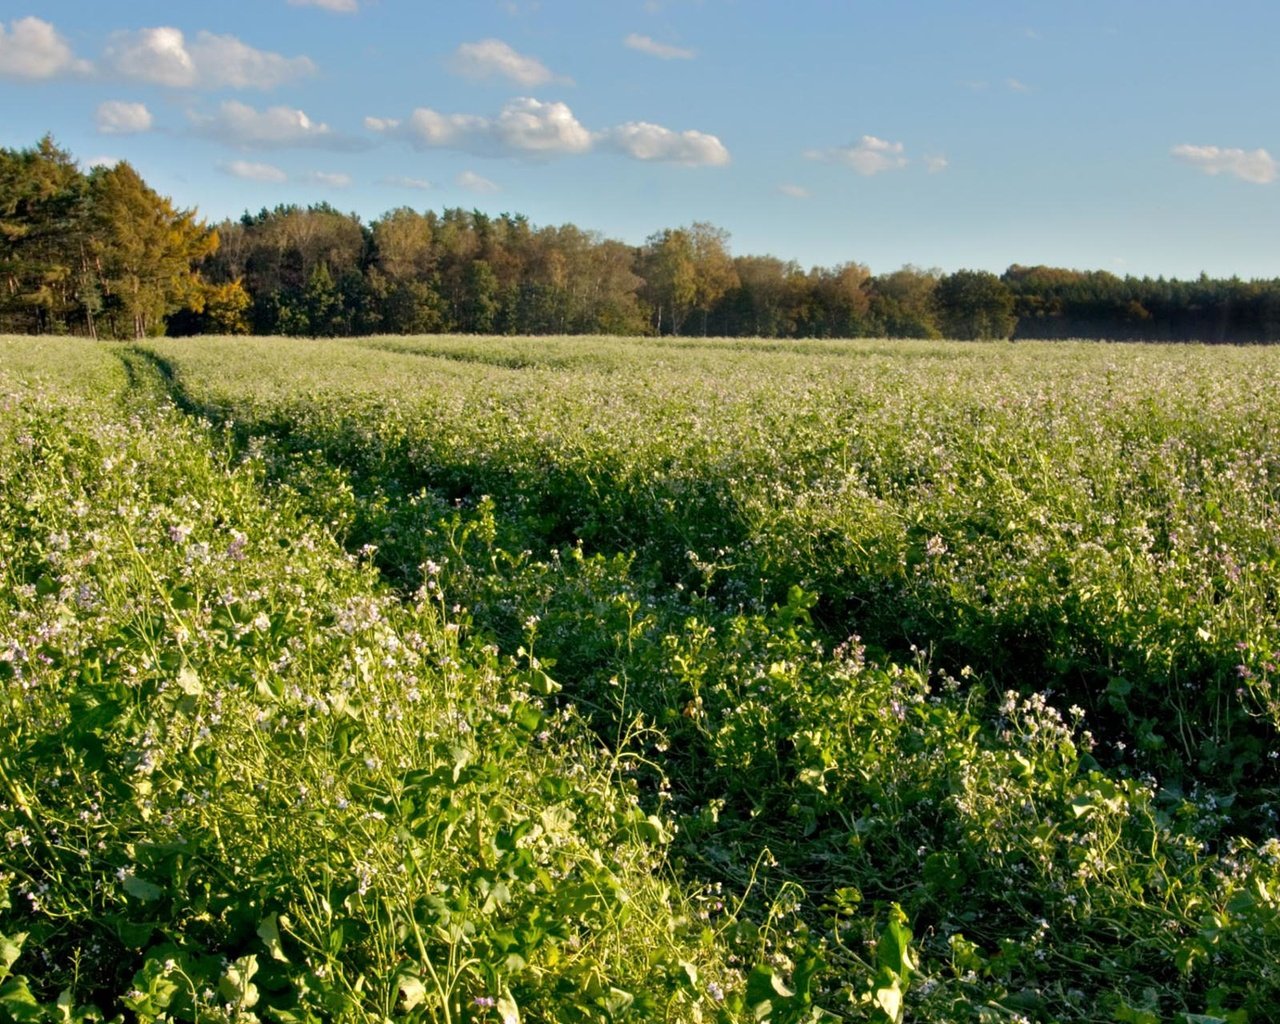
222, 159, 288, 183
87, 156, 119, 170
374, 97, 592, 157
287, 0, 358, 11
1171, 144, 1277, 185
925, 155, 949, 173
604, 121, 729, 165
372, 99, 730, 166
1006, 77, 1032, 93
191, 100, 352, 149
217, 162, 351, 187
807, 135, 908, 175
105, 27, 315, 89
382, 175, 433, 190
624, 33, 695, 60
456, 169, 500, 193
448, 38, 564, 86
778, 183, 810, 199
96, 100, 153, 135
0, 16, 90, 79
104, 27, 198, 87
494, 97, 592, 153
191, 31, 316, 88
305, 170, 352, 187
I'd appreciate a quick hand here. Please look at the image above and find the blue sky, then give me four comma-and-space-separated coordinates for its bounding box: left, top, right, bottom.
2, 0, 1277, 279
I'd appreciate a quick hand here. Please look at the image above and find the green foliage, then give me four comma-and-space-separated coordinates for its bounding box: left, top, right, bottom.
7, 334, 1280, 1022
0, 339, 733, 1022
87, 162, 217, 339
12, 135, 1280, 342
935, 269, 1016, 340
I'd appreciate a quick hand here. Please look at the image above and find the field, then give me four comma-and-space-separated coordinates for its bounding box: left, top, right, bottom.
4, 334, 1280, 1023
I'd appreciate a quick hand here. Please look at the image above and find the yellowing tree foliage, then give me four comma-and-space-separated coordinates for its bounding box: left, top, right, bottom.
89, 162, 217, 338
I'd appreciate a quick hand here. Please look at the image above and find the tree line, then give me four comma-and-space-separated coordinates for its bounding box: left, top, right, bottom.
4, 136, 1280, 342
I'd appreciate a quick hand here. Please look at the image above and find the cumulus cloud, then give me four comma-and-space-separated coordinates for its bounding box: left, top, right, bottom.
603, 122, 729, 165
287, 0, 358, 11
1006, 77, 1032, 93
925, 155, 949, 173
222, 159, 289, 183
104, 27, 194, 87
87, 156, 119, 170
0, 16, 90, 79
96, 100, 153, 135
371, 97, 592, 157
191, 100, 364, 150
624, 33, 695, 59
778, 183, 810, 199
448, 38, 565, 86
105, 27, 315, 89
1171, 144, 1277, 184
371, 99, 730, 166
382, 175, 433, 190
807, 135, 908, 175
192, 31, 317, 88
456, 169, 500, 193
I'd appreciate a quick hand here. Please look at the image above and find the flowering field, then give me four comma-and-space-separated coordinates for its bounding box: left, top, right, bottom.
5, 334, 1280, 1023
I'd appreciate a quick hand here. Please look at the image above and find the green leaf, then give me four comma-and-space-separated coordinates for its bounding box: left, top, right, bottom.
746, 963, 797, 1017
1070, 794, 1096, 818
527, 666, 561, 696
497, 987, 520, 1024
0, 932, 24, 983
219, 955, 260, 1009
114, 919, 155, 949
513, 703, 543, 736
258, 913, 289, 962
397, 973, 426, 1012
1115, 1006, 1161, 1024
769, 972, 795, 999
540, 804, 576, 837
451, 745, 474, 783
875, 905, 915, 978
636, 814, 670, 844
1175, 940, 1206, 975
0, 975, 42, 1022
176, 666, 202, 696
870, 975, 904, 1024
602, 987, 634, 1016
122, 875, 163, 902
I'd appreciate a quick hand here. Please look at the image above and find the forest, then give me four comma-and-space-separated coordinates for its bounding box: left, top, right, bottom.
4, 135, 1280, 343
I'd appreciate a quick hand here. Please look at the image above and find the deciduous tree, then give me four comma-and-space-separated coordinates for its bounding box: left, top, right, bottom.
88, 161, 216, 338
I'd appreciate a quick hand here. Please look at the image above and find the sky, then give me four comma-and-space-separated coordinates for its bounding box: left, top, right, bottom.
1, 0, 1277, 280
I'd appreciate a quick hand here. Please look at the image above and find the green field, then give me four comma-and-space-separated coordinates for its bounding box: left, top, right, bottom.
4, 335, 1280, 1023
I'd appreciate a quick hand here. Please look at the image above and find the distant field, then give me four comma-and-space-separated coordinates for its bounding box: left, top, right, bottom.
5, 334, 1280, 1022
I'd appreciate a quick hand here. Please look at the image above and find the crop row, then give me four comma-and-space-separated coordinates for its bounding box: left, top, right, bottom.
1, 339, 753, 1023
92, 333, 1280, 1020
6, 335, 1280, 1021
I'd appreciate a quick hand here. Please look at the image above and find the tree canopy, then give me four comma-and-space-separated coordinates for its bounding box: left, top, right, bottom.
6, 136, 1280, 343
